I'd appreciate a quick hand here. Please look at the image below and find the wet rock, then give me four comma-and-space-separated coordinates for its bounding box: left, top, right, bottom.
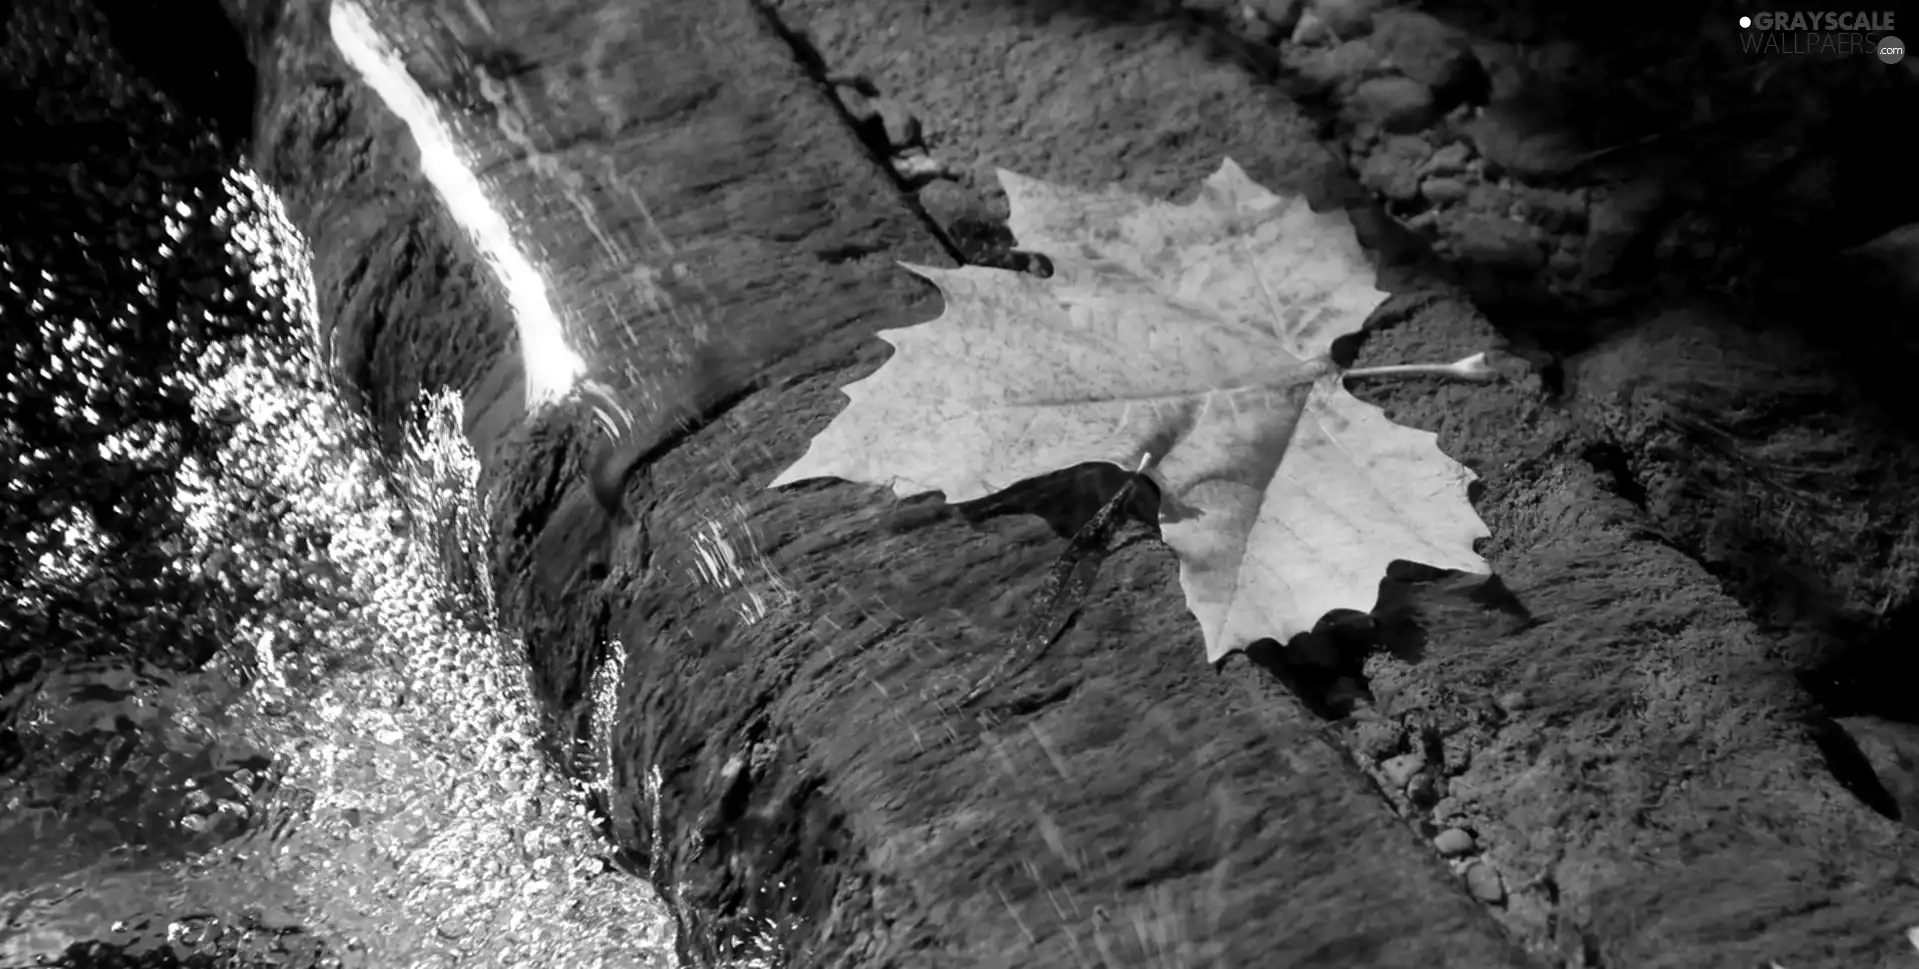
916, 179, 983, 229
1406, 771, 1440, 807
1349, 76, 1435, 134
1464, 861, 1505, 903
1836, 716, 1919, 826
1383, 134, 1431, 163
1370, 10, 1484, 105
1240, 13, 1283, 45
872, 96, 922, 151
1421, 176, 1468, 203
1452, 215, 1546, 271
1248, 0, 1303, 33
832, 83, 879, 127
1325, 675, 1369, 715
1515, 188, 1587, 232
1462, 97, 1588, 179
1402, 209, 1440, 233
892, 150, 963, 185
1465, 183, 1512, 214
1420, 141, 1472, 176
1307, 0, 1383, 39
1439, 731, 1476, 774
1359, 153, 1402, 197
1347, 121, 1379, 154
1345, 712, 1402, 761
1582, 180, 1664, 279
1286, 37, 1378, 98
1433, 828, 1475, 857
1360, 136, 1430, 201
1382, 752, 1426, 790
1470, 40, 1530, 103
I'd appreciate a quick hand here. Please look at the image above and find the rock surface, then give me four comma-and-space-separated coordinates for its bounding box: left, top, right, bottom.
217, 0, 1534, 965
205, 0, 1919, 964
769, 0, 1919, 966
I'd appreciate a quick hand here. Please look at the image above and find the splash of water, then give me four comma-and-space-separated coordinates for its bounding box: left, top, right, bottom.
0, 165, 677, 969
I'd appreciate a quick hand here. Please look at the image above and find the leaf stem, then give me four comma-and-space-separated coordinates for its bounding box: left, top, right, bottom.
1343, 352, 1498, 383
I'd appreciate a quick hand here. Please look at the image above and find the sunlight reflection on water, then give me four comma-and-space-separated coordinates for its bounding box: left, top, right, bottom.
0, 164, 681, 967
4, 1, 808, 962
328, 0, 583, 413
686, 503, 799, 628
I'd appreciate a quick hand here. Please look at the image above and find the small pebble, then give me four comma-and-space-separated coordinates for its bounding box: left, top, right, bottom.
1464, 860, 1505, 903
1421, 142, 1473, 175
1288, 37, 1380, 97
1361, 152, 1419, 201
1247, 0, 1302, 32
1381, 752, 1426, 790
1453, 214, 1547, 271
1421, 176, 1469, 203
1346, 714, 1402, 761
892, 151, 961, 184
872, 96, 922, 151
832, 85, 877, 126
1463, 98, 1586, 179
1433, 827, 1475, 856
1370, 10, 1483, 103
1406, 772, 1440, 807
1240, 14, 1282, 44
1517, 188, 1588, 232
1307, 0, 1382, 39
1349, 76, 1435, 134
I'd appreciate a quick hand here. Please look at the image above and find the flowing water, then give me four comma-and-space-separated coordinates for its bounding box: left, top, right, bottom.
1, 0, 814, 961
0, 161, 683, 967
0, 1, 756, 959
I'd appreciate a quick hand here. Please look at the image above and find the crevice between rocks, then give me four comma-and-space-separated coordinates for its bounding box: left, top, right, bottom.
747, 0, 970, 271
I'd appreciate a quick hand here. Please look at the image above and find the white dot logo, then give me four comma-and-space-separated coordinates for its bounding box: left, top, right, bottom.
1738, 15, 1752, 27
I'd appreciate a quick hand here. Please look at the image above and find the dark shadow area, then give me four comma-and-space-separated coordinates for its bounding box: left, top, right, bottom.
1805, 716, 1903, 821
980, 0, 1919, 372
94, 0, 256, 147
957, 459, 1160, 541
1245, 617, 1378, 721
38, 925, 346, 969
1246, 567, 1525, 720
1800, 596, 1919, 724
1580, 441, 1650, 511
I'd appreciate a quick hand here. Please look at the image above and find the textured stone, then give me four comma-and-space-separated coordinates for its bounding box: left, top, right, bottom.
1464, 861, 1505, 904
1371, 9, 1483, 102
1382, 752, 1427, 790
1434, 828, 1476, 857
224, 0, 1919, 963
1350, 76, 1436, 133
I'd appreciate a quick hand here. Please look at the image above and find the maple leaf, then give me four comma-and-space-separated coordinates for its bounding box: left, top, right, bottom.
772, 159, 1493, 662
